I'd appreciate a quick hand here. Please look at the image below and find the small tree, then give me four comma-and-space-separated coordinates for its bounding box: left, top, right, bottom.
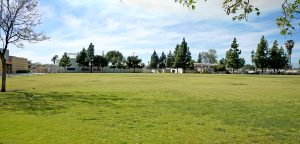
269, 41, 289, 74
149, 50, 159, 69
285, 40, 295, 69
94, 55, 108, 72
87, 43, 95, 73
166, 51, 174, 68
225, 38, 245, 73
76, 48, 89, 72
0, 0, 48, 92
59, 52, 71, 73
197, 53, 202, 63
253, 36, 269, 74
214, 58, 226, 73
106, 50, 123, 69
158, 52, 166, 69
126, 56, 142, 73
208, 49, 218, 64
51, 55, 59, 65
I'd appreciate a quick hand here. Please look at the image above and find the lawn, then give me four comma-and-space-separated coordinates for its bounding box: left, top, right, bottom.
0, 74, 299, 143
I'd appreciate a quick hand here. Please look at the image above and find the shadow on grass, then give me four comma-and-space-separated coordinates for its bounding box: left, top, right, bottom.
0, 91, 126, 115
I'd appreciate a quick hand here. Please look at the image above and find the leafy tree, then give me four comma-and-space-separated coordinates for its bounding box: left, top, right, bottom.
126, 56, 142, 73
76, 48, 89, 71
116, 56, 126, 71
200, 52, 209, 63
208, 49, 218, 64
87, 43, 95, 73
197, 52, 202, 63
225, 38, 245, 73
106, 50, 123, 66
285, 40, 295, 69
159, 52, 166, 69
0, 0, 48, 92
253, 36, 269, 74
93, 55, 108, 72
214, 58, 226, 73
59, 52, 71, 73
269, 41, 289, 74
51, 55, 59, 65
166, 51, 174, 68
149, 50, 159, 69
176, 0, 300, 36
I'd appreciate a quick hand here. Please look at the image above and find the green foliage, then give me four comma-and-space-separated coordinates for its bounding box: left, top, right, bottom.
126, 56, 143, 72
76, 48, 89, 70
177, 0, 299, 36
158, 52, 166, 68
225, 38, 245, 72
106, 50, 123, 66
166, 51, 174, 68
87, 43, 95, 73
173, 38, 194, 69
59, 52, 71, 72
93, 55, 108, 71
253, 36, 269, 74
197, 52, 202, 63
214, 58, 226, 72
276, 1, 300, 35
149, 50, 159, 69
269, 41, 289, 73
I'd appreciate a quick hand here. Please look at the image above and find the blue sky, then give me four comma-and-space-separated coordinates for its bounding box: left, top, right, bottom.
10, 0, 300, 66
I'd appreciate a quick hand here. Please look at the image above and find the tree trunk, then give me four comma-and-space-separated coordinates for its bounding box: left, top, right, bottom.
133, 67, 136, 73
64, 67, 67, 73
90, 62, 93, 73
261, 68, 264, 75
1, 58, 7, 92
273, 69, 276, 74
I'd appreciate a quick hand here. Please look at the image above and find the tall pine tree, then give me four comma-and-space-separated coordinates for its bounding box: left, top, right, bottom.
166, 51, 174, 68
159, 52, 166, 68
253, 36, 269, 74
225, 38, 245, 73
269, 41, 289, 74
150, 50, 159, 69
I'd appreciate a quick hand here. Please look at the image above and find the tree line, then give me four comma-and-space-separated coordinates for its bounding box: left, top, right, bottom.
58, 43, 144, 73
149, 37, 295, 74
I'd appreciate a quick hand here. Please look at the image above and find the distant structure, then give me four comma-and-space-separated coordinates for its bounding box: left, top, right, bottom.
0, 49, 28, 74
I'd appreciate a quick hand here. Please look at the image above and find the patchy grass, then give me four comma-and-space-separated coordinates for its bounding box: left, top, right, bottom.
0, 74, 299, 143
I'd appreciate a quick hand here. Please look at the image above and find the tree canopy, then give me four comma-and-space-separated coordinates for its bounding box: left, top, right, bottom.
176, 0, 300, 35
225, 38, 245, 72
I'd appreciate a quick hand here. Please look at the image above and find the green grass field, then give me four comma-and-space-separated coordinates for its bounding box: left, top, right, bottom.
0, 74, 299, 143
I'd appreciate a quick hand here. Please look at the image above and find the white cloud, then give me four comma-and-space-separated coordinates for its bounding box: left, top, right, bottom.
7, 0, 299, 65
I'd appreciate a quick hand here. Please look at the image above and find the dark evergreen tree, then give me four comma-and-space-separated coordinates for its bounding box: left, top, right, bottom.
166, 51, 174, 68
76, 48, 89, 71
253, 36, 269, 74
149, 50, 159, 69
197, 52, 202, 63
225, 38, 245, 73
87, 43, 95, 73
269, 41, 289, 73
59, 52, 71, 73
214, 58, 226, 73
159, 52, 166, 68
